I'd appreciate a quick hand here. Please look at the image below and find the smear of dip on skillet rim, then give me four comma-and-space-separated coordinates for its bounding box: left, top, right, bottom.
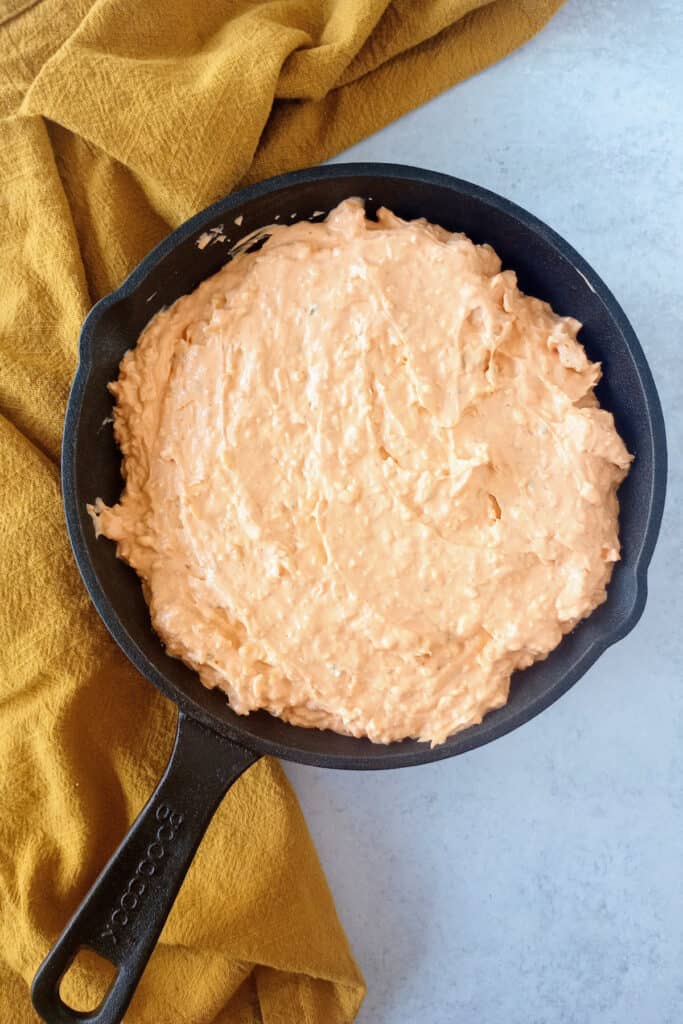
89, 199, 632, 746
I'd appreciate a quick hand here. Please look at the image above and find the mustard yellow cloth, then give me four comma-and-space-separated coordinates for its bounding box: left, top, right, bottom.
0, 1, 565, 1020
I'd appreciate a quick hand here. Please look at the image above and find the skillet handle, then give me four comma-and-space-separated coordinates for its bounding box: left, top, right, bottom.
32, 711, 260, 1024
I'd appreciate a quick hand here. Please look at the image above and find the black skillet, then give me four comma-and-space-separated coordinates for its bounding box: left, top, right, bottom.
32, 164, 667, 1023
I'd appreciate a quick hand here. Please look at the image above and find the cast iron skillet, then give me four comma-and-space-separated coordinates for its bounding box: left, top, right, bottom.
33, 164, 666, 1023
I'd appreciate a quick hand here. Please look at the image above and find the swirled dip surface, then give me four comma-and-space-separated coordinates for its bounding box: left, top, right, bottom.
90, 200, 632, 745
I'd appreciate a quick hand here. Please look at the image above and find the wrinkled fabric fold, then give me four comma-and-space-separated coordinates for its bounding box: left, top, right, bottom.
0, 0, 564, 1019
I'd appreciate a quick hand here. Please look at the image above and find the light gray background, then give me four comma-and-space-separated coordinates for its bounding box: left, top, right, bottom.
285, 2, 682, 1021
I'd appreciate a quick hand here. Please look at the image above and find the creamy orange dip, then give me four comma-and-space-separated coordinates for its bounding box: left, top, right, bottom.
90, 199, 632, 745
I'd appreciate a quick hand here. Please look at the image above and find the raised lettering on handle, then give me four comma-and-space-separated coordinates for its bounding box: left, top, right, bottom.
98, 803, 185, 948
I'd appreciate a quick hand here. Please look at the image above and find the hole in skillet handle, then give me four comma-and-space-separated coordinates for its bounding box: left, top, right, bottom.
31, 712, 260, 1024
59, 948, 119, 1013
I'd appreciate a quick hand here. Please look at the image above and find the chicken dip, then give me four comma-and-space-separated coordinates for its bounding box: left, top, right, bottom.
90, 199, 632, 745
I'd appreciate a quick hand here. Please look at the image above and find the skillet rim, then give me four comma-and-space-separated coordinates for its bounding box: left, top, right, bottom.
61, 162, 668, 770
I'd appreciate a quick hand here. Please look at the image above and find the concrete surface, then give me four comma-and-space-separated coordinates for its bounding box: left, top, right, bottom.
285, 2, 683, 1021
